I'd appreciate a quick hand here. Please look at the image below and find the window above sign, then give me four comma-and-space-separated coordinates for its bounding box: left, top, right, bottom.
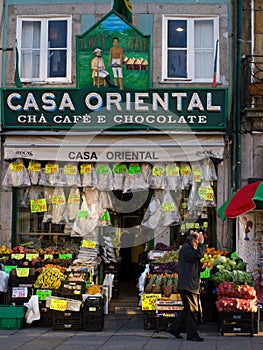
162, 15, 219, 83
17, 16, 72, 83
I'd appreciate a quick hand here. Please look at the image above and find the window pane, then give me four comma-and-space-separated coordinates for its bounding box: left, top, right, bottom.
168, 50, 187, 78
21, 21, 40, 79
168, 20, 187, 48
195, 50, 214, 79
194, 20, 213, 48
194, 20, 214, 79
48, 20, 67, 48
48, 49, 67, 77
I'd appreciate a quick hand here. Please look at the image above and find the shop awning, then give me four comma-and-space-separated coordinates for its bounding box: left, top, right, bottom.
3, 134, 225, 163
218, 181, 263, 219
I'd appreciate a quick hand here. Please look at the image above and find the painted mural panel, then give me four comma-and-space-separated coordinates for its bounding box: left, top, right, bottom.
77, 11, 150, 90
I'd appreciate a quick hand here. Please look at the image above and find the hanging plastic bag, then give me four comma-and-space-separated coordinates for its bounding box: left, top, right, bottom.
27, 160, 41, 185
148, 163, 166, 189
2, 159, 31, 187
123, 163, 148, 193
180, 162, 192, 189
190, 161, 203, 184
197, 180, 217, 208
202, 158, 218, 181
0, 270, 9, 292
42, 186, 54, 223
99, 191, 114, 211
63, 163, 81, 187
165, 162, 182, 190
141, 194, 162, 229
65, 187, 81, 223
24, 295, 40, 324
95, 163, 114, 191
51, 187, 67, 224
99, 211, 112, 227
39, 162, 63, 186
188, 182, 201, 211
161, 191, 181, 226
112, 163, 127, 191
80, 163, 97, 187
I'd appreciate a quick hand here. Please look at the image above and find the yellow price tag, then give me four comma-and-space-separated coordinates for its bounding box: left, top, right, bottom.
45, 163, 59, 174
162, 202, 175, 212
16, 268, 30, 277
198, 186, 214, 201
30, 198, 47, 213
68, 195, 80, 204
192, 169, 202, 183
64, 165, 77, 175
11, 254, 24, 260
166, 167, 180, 177
10, 163, 23, 172
26, 254, 39, 261
181, 166, 190, 177
80, 164, 92, 174
50, 298, 67, 311
44, 254, 53, 260
152, 166, 165, 176
28, 161, 41, 172
52, 195, 66, 205
82, 240, 97, 249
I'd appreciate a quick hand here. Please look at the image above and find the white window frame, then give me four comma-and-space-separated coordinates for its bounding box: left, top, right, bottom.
162, 15, 220, 83
17, 16, 72, 84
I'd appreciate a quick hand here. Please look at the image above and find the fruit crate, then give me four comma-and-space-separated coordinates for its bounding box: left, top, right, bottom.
8, 286, 34, 305
8, 268, 36, 287
31, 301, 53, 327
53, 310, 82, 331
59, 281, 86, 299
83, 296, 104, 313
0, 305, 25, 329
218, 310, 260, 336
83, 312, 104, 331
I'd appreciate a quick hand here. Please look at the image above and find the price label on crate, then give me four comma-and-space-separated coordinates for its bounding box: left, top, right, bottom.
26, 254, 39, 261
141, 293, 162, 311
44, 254, 53, 260
59, 254, 72, 259
4, 265, 17, 274
12, 287, 28, 298
50, 298, 67, 311
16, 268, 30, 277
36, 289, 52, 301
11, 254, 24, 260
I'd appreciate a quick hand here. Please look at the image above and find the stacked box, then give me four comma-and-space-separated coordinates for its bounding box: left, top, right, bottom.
83, 296, 104, 331
8, 268, 36, 287
53, 310, 82, 331
0, 305, 25, 329
218, 310, 259, 336
59, 281, 86, 300
32, 300, 53, 327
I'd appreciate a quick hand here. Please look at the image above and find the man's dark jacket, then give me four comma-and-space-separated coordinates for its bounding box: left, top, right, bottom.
177, 242, 206, 294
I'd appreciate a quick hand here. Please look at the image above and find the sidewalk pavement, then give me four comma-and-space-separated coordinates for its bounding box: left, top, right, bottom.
0, 314, 262, 350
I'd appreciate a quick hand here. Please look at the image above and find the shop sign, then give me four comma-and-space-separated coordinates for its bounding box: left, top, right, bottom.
2, 88, 227, 130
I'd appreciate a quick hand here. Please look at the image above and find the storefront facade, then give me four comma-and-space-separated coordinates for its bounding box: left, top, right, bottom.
0, 1, 232, 256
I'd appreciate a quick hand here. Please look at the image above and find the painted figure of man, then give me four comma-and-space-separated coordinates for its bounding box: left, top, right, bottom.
91, 48, 117, 88
109, 37, 124, 90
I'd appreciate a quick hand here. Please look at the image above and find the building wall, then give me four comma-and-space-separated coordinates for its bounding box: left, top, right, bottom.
0, 0, 233, 250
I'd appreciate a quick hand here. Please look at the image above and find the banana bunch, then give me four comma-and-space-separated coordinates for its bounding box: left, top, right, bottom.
34, 267, 66, 289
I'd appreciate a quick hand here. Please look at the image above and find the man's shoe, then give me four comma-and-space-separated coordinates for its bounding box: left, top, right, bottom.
169, 330, 183, 339
187, 335, 204, 342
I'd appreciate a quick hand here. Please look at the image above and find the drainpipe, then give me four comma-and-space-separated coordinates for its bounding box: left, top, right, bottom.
236, 0, 242, 190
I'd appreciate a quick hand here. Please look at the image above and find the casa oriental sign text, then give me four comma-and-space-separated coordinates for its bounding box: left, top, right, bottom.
2, 88, 227, 130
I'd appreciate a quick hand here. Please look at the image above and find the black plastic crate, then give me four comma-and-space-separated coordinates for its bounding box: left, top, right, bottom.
59, 281, 86, 299
53, 310, 82, 320
8, 268, 36, 287
8, 286, 34, 305
218, 310, 259, 336
53, 320, 82, 331
83, 313, 104, 331
83, 297, 104, 313
32, 302, 53, 327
